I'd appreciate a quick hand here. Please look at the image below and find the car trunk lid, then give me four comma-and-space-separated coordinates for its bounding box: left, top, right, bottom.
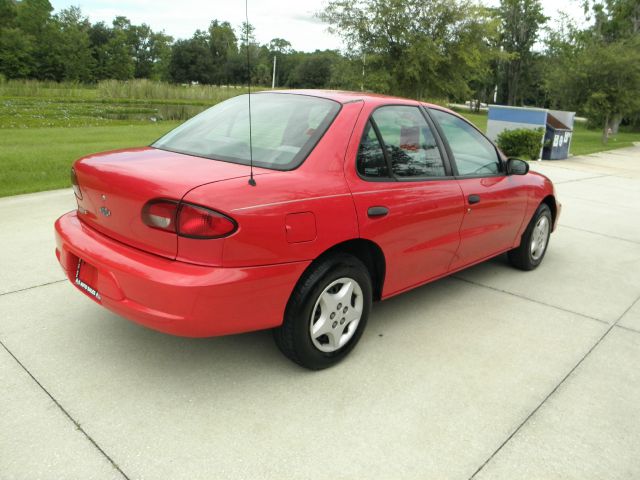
73, 147, 261, 259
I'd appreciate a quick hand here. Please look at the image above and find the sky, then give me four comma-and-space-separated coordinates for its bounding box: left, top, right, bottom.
50, 0, 588, 53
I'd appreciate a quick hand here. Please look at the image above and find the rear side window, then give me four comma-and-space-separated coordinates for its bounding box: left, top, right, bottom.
153, 93, 340, 171
357, 121, 389, 178
371, 106, 446, 178
429, 109, 501, 176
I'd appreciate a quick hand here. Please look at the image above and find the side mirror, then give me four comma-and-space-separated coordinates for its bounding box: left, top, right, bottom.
507, 158, 529, 175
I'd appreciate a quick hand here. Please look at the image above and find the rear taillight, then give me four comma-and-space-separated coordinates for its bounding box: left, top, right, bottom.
142, 200, 237, 239
70, 168, 82, 199
178, 203, 237, 238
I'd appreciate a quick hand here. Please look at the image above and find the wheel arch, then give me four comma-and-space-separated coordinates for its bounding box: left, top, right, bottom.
302, 239, 386, 301
541, 195, 557, 226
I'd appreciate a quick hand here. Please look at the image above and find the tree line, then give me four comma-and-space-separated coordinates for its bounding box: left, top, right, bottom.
1, 0, 639, 137
0, 0, 344, 88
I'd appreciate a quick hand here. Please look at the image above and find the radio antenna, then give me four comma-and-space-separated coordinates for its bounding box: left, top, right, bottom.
245, 0, 256, 186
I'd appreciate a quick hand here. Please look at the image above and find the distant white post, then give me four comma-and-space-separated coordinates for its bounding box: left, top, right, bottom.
361, 53, 366, 92
272, 56, 277, 89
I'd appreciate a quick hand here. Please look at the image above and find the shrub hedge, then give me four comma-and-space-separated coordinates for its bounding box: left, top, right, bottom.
496, 128, 545, 160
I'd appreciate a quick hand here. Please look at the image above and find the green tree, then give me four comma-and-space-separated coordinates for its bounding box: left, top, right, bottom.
0, 27, 34, 78
15, 0, 52, 36
208, 20, 237, 84
289, 51, 336, 88
149, 31, 173, 81
268, 38, 292, 55
12, 0, 55, 79
319, 0, 499, 99
53, 7, 94, 82
129, 23, 154, 78
496, 0, 547, 105
542, 14, 579, 107
580, 39, 640, 141
326, 51, 364, 90
169, 31, 214, 84
122, 24, 171, 80
545, 1, 640, 140
88, 21, 113, 80
266, 38, 294, 87
104, 17, 134, 80
588, 0, 640, 40
236, 21, 262, 85
0, 0, 18, 29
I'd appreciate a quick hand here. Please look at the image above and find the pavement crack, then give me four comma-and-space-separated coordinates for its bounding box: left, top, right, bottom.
615, 324, 640, 336
468, 293, 640, 479
0, 340, 131, 480
0, 279, 66, 297
452, 276, 609, 326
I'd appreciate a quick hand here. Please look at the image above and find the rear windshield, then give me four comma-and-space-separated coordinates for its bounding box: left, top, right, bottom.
152, 93, 341, 170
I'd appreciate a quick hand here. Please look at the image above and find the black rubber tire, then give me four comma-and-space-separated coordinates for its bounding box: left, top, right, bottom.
508, 203, 552, 271
274, 253, 372, 370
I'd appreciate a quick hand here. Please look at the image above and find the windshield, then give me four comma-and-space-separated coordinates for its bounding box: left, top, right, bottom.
152, 93, 341, 170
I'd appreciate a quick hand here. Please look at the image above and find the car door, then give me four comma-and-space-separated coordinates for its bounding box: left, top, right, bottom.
428, 108, 529, 270
344, 104, 466, 297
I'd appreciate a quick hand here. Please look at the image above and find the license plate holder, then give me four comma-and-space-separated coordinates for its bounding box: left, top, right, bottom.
75, 259, 101, 301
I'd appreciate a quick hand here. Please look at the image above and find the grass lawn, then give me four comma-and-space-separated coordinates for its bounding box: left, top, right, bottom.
1, 80, 639, 197
568, 122, 640, 156
2, 112, 639, 198
460, 111, 488, 132
0, 123, 178, 197
0, 80, 240, 197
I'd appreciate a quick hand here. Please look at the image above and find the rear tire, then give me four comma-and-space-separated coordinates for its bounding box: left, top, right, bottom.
508, 203, 552, 271
274, 253, 372, 370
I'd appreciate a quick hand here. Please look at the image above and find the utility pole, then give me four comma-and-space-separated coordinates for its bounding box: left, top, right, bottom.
361, 53, 366, 92
272, 56, 277, 89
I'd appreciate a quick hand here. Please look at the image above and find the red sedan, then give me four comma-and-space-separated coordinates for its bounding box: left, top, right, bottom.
55, 90, 560, 369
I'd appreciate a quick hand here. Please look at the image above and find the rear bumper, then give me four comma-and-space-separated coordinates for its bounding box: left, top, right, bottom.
55, 211, 309, 337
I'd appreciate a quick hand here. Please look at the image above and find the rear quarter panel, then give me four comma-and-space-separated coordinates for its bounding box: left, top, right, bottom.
181, 100, 365, 268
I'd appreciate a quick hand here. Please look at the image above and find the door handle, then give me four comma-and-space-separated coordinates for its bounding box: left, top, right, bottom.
468, 194, 481, 205
367, 206, 389, 218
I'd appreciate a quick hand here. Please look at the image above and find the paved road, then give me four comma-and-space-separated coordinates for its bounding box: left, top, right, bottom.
1, 146, 639, 479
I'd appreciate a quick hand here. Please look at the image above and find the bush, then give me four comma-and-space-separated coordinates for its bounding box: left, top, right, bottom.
496, 128, 544, 160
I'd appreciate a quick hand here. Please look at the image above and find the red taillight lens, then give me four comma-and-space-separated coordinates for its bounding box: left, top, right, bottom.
70, 168, 82, 199
178, 203, 237, 238
142, 200, 236, 239
142, 200, 178, 232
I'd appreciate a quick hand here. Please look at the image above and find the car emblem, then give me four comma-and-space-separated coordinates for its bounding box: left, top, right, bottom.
101, 194, 107, 201
100, 206, 111, 217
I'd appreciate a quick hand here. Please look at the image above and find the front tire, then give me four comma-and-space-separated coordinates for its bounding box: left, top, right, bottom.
274, 253, 372, 370
508, 203, 552, 270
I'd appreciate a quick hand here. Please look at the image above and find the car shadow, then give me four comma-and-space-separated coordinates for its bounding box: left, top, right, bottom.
75, 255, 511, 379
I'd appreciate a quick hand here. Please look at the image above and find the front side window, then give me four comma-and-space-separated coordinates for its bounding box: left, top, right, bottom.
371, 106, 446, 178
429, 109, 501, 176
153, 93, 340, 170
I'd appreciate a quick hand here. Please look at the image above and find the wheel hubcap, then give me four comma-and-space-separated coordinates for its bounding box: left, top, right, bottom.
309, 277, 364, 353
530, 215, 550, 261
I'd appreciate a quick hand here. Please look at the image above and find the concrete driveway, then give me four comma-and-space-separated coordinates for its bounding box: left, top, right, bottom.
1, 146, 639, 480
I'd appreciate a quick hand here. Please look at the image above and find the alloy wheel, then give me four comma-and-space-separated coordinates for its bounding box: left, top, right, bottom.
530, 215, 550, 261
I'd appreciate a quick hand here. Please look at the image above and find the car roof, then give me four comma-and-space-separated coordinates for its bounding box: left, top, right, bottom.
259, 89, 448, 110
